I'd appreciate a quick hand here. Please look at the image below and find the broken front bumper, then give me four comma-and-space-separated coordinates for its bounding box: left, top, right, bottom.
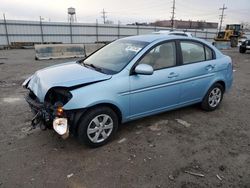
25, 94, 52, 126
25, 94, 69, 138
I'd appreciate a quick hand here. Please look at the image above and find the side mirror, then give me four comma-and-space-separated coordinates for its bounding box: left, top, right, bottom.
134, 64, 154, 75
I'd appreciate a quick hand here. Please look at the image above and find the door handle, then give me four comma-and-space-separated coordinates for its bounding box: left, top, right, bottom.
168, 72, 179, 78
205, 64, 216, 71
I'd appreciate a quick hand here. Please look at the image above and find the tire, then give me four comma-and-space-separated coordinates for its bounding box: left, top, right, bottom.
77, 106, 119, 147
230, 37, 238, 47
201, 83, 224, 111
239, 47, 246, 53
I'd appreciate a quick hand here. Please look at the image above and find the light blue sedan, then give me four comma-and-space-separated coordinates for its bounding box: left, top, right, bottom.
23, 34, 233, 147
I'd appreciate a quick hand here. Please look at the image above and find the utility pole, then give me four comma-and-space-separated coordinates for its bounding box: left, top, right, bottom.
96, 19, 99, 42
170, 0, 176, 30
39, 16, 44, 44
219, 4, 227, 32
101, 9, 107, 24
3, 13, 10, 47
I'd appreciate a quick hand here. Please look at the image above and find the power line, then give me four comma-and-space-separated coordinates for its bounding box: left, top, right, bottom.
170, 0, 176, 29
219, 4, 227, 32
101, 9, 107, 24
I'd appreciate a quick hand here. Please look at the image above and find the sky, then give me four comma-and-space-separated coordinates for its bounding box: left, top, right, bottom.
0, 0, 249, 25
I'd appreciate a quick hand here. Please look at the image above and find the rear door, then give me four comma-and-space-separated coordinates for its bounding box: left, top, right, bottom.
177, 40, 217, 104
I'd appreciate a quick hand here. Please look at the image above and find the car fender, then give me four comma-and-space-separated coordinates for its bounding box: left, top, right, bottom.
63, 75, 130, 122
203, 76, 227, 99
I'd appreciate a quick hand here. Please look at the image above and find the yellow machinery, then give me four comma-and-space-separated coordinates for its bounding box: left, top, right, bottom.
215, 24, 244, 47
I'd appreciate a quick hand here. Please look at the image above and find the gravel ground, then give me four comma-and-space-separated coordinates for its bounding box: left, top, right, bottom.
0, 49, 249, 188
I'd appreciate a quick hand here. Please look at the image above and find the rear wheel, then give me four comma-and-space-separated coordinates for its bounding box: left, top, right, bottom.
201, 83, 224, 111
77, 106, 118, 147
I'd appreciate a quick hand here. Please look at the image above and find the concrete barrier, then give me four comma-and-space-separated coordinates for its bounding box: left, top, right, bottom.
35, 44, 86, 60
34, 43, 106, 60
84, 43, 105, 56
213, 41, 231, 50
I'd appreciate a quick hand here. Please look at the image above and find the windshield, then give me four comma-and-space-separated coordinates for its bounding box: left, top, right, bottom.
83, 40, 149, 74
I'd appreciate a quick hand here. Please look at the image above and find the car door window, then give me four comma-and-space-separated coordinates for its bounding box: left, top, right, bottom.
138, 42, 176, 70
205, 46, 213, 60
180, 42, 205, 64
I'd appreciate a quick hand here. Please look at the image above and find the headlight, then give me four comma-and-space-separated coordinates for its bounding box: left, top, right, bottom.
53, 118, 68, 137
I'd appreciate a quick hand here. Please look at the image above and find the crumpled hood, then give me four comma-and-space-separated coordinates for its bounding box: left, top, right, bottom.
23, 62, 111, 102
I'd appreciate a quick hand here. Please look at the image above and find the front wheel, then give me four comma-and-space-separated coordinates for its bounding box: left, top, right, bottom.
239, 47, 246, 53
201, 83, 224, 111
77, 106, 118, 147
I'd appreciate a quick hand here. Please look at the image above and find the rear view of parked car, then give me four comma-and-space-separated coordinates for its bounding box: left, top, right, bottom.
23, 34, 233, 147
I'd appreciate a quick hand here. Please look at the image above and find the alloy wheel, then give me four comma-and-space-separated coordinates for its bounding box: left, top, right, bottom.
87, 114, 113, 143
208, 87, 222, 108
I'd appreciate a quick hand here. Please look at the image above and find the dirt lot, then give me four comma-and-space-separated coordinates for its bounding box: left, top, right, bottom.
0, 49, 249, 188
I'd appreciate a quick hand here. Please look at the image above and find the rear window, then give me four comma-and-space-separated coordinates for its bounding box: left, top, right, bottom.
180, 42, 205, 64
205, 46, 213, 60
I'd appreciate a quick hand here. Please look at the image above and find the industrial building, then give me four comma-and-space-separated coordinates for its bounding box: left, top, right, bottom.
151, 20, 218, 29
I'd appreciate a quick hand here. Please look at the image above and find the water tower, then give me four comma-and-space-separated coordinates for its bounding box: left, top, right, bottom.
68, 7, 77, 23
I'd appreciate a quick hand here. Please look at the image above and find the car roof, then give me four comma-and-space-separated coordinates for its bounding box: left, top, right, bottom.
120, 34, 197, 43
121, 34, 184, 43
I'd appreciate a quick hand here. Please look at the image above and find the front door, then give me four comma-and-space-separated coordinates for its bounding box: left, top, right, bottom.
129, 41, 181, 119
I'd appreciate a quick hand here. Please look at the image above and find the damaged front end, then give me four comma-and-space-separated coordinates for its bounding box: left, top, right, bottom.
22, 61, 112, 139
24, 83, 74, 138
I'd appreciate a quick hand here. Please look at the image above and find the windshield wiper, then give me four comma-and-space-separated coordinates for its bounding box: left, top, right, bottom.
77, 57, 86, 64
77, 59, 105, 73
82, 62, 103, 72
